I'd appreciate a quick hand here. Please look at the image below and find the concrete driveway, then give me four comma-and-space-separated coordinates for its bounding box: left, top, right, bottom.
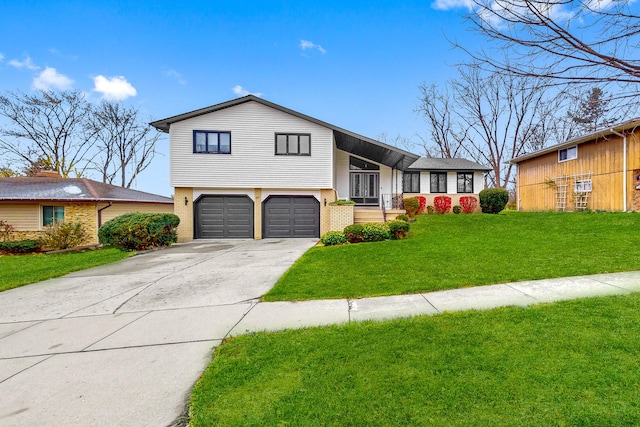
0, 238, 317, 426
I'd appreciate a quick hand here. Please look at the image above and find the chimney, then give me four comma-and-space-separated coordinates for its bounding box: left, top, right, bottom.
35, 170, 63, 178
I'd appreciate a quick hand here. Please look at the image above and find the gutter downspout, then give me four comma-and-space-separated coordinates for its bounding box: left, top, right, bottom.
610, 129, 627, 212
97, 202, 113, 227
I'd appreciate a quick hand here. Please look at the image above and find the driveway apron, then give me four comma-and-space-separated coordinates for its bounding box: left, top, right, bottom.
0, 239, 317, 427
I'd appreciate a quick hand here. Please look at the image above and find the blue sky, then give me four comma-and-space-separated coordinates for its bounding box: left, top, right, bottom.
0, 0, 478, 196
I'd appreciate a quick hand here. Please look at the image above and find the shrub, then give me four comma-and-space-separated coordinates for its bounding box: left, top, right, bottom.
0, 220, 15, 241
396, 213, 409, 222
320, 231, 348, 246
387, 220, 410, 239
459, 196, 478, 214
329, 199, 356, 206
426, 205, 435, 214
42, 221, 87, 250
416, 196, 427, 214
433, 196, 452, 214
479, 188, 509, 214
361, 223, 390, 242
403, 197, 420, 219
99, 213, 180, 250
0, 239, 42, 254
343, 224, 365, 243
453, 205, 462, 214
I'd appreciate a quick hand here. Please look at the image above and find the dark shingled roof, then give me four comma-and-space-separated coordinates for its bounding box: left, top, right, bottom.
408, 158, 491, 172
0, 177, 173, 203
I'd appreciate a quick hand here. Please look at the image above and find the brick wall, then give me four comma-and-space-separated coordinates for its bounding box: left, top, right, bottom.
329, 204, 354, 231
320, 189, 337, 235
174, 187, 194, 242
65, 203, 98, 244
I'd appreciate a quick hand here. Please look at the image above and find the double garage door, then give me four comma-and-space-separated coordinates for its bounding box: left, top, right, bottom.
194, 195, 319, 239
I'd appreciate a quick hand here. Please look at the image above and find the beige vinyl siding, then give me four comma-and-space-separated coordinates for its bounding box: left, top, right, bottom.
170, 101, 333, 189
0, 204, 40, 230
100, 202, 174, 224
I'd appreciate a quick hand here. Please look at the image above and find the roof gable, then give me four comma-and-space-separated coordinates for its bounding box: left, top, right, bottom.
151, 95, 420, 170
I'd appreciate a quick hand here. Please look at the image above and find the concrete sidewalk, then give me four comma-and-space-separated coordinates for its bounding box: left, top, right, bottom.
231, 271, 640, 335
1, 262, 639, 426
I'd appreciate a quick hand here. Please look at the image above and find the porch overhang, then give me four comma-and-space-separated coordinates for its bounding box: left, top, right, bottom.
333, 130, 419, 171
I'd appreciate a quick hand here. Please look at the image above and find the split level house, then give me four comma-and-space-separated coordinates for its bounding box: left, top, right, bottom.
150, 95, 490, 242
0, 171, 174, 245
510, 118, 640, 212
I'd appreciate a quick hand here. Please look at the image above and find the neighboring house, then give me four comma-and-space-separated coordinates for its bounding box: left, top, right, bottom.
510, 118, 640, 212
0, 172, 174, 244
151, 95, 489, 242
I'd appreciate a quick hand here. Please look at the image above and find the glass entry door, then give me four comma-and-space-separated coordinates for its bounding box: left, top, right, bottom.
350, 172, 379, 205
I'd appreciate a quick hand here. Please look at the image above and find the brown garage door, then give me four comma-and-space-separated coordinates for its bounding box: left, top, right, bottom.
262, 196, 320, 238
194, 195, 254, 239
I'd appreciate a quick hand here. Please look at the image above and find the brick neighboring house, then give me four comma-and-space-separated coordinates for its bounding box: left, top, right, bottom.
0, 172, 174, 244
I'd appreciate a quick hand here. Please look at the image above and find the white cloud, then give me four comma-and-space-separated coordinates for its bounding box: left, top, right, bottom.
299, 39, 326, 54
167, 69, 186, 85
431, 0, 474, 10
32, 67, 74, 90
232, 85, 263, 97
92, 75, 137, 100
8, 55, 39, 70
0, 53, 4, 62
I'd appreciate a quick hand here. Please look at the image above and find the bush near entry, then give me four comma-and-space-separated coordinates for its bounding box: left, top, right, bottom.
479, 188, 509, 214
99, 213, 180, 250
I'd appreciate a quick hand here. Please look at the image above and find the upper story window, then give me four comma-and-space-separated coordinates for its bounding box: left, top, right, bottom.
430, 172, 447, 193
558, 146, 577, 162
275, 133, 311, 156
43, 206, 64, 227
403, 171, 420, 193
457, 172, 474, 193
193, 130, 231, 154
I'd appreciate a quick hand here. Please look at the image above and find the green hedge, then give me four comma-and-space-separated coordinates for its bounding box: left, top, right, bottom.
479, 188, 509, 214
98, 213, 180, 250
0, 239, 42, 254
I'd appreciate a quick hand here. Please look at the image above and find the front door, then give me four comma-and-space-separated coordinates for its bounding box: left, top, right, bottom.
350, 172, 379, 205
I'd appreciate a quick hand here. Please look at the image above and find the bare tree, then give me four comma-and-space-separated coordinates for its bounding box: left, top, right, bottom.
419, 66, 557, 187
0, 90, 94, 177
567, 87, 621, 134
457, 0, 640, 94
416, 84, 467, 158
88, 101, 161, 188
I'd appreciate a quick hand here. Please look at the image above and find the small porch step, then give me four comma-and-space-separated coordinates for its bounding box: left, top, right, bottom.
354, 207, 384, 224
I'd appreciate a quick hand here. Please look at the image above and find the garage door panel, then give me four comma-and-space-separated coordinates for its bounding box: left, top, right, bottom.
263, 196, 319, 238
195, 195, 253, 239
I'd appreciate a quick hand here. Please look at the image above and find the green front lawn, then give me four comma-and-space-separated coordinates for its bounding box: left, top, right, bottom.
190, 293, 640, 426
0, 247, 131, 292
265, 212, 640, 301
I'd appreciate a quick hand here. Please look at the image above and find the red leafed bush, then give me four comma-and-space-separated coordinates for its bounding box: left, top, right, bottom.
459, 196, 478, 214
433, 196, 452, 214
416, 196, 427, 214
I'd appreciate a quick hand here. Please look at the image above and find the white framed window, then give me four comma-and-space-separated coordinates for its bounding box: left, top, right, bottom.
558, 146, 577, 162
43, 206, 64, 227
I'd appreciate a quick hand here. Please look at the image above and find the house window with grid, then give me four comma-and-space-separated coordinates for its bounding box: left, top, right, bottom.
43, 206, 64, 227
403, 171, 420, 193
457, 172, 474, 193
430, 172, 447, 193
275, 133, 311, 155
193, 130, 231, 154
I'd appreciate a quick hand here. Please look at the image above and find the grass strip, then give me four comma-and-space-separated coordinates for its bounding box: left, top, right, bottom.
191, 293, 640, 426
0, 247, 131, 292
